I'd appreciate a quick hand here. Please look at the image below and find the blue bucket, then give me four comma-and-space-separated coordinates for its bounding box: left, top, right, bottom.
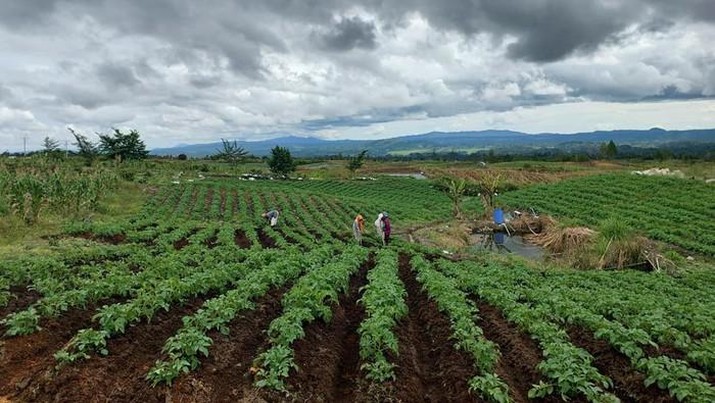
493, 208, 504, 224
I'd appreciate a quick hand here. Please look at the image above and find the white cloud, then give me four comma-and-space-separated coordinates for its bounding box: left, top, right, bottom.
0, 1, 713, 151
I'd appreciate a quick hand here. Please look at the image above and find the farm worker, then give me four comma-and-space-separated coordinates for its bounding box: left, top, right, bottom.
381, 212, 392, 246
353, 214, 365, 245
262, 208, 280, 227
374, 212, 384, 240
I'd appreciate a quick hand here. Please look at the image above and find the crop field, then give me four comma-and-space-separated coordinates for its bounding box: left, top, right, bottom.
500, 174, 715, 256
1, 174, 715, 402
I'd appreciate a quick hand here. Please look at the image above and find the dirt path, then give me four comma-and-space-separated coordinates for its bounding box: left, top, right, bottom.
475, 301, 566, 403
392, 253, 485, 403
168, 287, 287, 402
285, 255, 373, 402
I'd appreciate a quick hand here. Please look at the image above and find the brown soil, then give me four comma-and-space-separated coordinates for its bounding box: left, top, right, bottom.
567, 326, 675, 402
0, 298, 122, 398
173, 237, 190, 250
234, 229, 252, 249
14, 297, 209, 403
256, 228, 277, 249
392, 253, 485, 403
0, 286, 41, 322
475, 301, 567, 403
168, 287, 287, 402
285, 255, 373, 402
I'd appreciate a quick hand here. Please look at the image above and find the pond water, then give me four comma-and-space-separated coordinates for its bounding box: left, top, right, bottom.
471, 232, 546, 260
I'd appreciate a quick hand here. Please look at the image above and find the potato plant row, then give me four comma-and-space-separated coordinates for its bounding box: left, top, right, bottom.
54, 245, 282, 364
147, 243, 338, 385
410, 255, 510, 402
439, 256, 715, 402
255, 244, 368, 389
357, 249, 407, 382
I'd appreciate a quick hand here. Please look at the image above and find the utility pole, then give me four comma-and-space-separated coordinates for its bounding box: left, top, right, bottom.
23, 135, 27, 155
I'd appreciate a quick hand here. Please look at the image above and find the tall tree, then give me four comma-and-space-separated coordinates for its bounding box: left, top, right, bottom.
68, 128, 99, 166
97, 129, 149, 162
213, 138, 248, 166
600, 140, 618, 159
267, 146, 296, 178
42, 136, 63, 160
346, 149, 368, 174
42, 136, 60, 152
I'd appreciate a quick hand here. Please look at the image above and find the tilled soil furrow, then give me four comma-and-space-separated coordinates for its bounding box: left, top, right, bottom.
0, 298, 124, 398
16, 296, 210, 403
168, 287, 287, 402
286, 255, 373, 403
256, 228, 277, 249
234, 229, 252, 249
393, 253, 484, 403
474, 301, 565, 403
567, 326, 676, 403
0, 286, 42, 322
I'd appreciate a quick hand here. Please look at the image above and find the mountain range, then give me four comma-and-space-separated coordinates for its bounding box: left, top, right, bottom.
150, 128, 715, 157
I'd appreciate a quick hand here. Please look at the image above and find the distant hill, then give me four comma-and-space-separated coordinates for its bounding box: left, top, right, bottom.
151, 128, 715, 157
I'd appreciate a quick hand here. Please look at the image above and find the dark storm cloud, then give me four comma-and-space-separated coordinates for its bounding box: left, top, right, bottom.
55, 85, 112, 109
96, 62, 140, 89
0, 0, 62, 28
320, 17, 378, 51
368, 0, 643, 62
0, 0, 708, 66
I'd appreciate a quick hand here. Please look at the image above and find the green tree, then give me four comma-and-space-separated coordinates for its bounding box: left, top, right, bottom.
346, 150, 368, 174
42, 136, 64, 160
68, 128, 99, 166
600, 140, 618, 159
97, 129, 149, 162
42, 136, 60, 153
267, 146, 296, 178
213, 138, 248, 166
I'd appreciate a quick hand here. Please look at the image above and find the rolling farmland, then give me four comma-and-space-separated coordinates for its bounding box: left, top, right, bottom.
1, 175, 714, 402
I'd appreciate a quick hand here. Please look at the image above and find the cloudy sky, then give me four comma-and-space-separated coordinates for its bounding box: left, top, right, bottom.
1, 0, 714, 151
